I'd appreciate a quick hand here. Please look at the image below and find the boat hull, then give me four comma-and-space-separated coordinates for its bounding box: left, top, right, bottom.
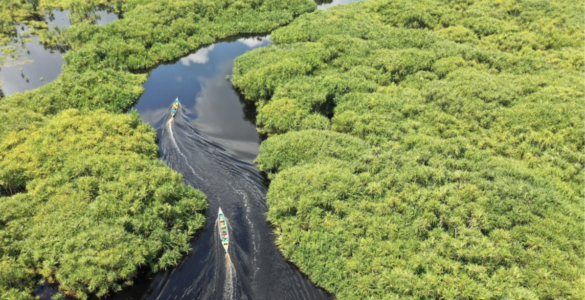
218, 208, 229, 252
171, 98, 180, 117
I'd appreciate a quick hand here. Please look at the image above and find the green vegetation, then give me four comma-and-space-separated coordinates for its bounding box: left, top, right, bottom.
0, 0, 316, 298
0, 109, 207, 299
232, 0, 584, 298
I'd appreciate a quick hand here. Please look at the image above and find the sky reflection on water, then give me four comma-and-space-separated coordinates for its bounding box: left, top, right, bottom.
133, 36, 272, 163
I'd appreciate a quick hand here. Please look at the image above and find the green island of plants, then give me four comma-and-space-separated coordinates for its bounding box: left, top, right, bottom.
0, 109, 207, 299
0, 0, 316, 299
232, 0, 584, 298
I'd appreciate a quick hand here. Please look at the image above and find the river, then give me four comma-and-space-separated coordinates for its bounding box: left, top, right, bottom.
116, 34, 324, 300
116, 34, 332, 300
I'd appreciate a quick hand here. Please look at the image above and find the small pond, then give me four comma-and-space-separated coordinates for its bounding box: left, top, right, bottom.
0, 7, 119, 95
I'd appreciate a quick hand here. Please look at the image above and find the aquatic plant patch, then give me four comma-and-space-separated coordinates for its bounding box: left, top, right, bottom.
232, 0, 584, 298
0, 0, 316, 139
0, 109, 208, 299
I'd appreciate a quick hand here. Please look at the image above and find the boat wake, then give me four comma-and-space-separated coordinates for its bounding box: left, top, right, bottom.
224, 253, 236, 300
119, 113, 333, 300
167, 121, 206, 184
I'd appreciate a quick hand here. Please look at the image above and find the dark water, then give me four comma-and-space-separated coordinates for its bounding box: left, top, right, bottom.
0, 8, 118, 95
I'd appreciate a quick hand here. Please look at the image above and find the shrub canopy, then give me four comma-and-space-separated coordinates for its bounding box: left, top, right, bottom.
0, 109, 207, 299
232, 0, 584, 298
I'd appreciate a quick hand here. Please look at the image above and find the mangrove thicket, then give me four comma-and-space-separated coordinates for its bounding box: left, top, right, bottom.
232, 0, 584, 298
0, 109, 207, 299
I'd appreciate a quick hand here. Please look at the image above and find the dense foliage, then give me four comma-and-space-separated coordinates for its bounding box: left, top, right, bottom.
0, 110, 207, 299
232, 0, 584, 298
0, 0, 316, 298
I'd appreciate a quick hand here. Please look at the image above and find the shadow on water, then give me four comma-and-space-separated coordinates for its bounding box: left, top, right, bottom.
0, 6, 119, 95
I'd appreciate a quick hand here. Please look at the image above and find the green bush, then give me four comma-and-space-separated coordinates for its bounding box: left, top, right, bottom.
0, 110, 208, 299
233, 0, 584, 298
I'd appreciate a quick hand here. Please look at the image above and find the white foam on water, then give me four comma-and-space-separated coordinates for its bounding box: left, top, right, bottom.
224, 253, 236, 300
168, 122, 206, 183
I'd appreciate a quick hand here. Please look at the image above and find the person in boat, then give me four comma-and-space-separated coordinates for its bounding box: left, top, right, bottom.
173, 103, 178, 109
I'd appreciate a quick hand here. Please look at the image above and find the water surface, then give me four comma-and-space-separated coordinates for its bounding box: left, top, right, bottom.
133, 36, 271, 163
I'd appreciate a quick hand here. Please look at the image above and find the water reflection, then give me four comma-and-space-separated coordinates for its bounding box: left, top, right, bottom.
0, 8, 119, 95
317, 0, 363, 10
133, 36, 272, 163
181, 45, 216, 65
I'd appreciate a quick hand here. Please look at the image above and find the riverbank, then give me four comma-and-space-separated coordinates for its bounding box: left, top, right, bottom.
0, 0, 316, 298
232, 0, 584, 298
